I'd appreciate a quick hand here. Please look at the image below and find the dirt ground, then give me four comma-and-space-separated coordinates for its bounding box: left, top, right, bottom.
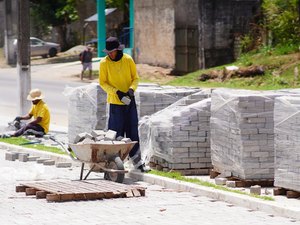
0, 46, 175, 84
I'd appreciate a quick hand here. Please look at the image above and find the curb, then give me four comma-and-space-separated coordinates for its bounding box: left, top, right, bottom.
128, 171, 300, 221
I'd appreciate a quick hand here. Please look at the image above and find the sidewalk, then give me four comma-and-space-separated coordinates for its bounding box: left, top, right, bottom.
0, 117, 300, 222
128, 172, 300, 221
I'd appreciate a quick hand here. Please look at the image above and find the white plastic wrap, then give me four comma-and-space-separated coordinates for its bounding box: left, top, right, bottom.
210, 88, 283, 179
139, 90, 212, 170
63, 83, 107, 143
274, 96, 300, 192
135, 83, 200, 118
63, 83, 201, 144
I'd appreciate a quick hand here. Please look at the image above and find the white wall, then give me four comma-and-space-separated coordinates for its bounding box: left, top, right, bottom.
134, 0, 175, 68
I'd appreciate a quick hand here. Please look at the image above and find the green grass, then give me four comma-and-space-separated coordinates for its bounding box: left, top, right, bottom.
166, 47, 300, 90
0, 137, 65, 155
149, 170, 274, 201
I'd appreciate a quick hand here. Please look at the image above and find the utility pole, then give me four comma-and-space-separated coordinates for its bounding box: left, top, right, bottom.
17, 0, 31, 115
4, 0, 18, 65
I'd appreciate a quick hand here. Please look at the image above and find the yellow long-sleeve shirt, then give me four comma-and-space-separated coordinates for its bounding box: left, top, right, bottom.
29, 100, 50, 133
99, 53, 139, 105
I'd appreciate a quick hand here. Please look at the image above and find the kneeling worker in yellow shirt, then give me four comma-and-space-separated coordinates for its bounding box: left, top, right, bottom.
11, 88, 50, 138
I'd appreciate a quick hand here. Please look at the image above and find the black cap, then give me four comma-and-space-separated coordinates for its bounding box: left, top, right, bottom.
103, 37, 124, 53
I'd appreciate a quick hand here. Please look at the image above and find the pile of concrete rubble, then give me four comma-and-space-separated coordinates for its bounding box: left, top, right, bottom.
73, 129, 132, 145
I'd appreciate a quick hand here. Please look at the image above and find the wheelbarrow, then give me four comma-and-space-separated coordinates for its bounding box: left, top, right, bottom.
50, 137, 137, 183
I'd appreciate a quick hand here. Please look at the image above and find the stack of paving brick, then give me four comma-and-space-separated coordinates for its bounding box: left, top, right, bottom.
274, 96, 300, 192
139, 90, 212, 174
66, 83, 199, 143
65, 83, 108, 143
135, 84, 200, 118
210, 88, 284, 180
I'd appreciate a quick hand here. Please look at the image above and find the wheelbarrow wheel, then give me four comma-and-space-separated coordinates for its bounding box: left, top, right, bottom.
104, 156, 125, 183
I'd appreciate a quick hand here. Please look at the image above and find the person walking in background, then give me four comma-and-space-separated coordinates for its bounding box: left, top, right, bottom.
1, 89, 50, 138
79, 45, 93, 80
99, 36, 150, 172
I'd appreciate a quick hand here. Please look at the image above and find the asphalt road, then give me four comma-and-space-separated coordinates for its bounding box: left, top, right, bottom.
0, 61, 98, 129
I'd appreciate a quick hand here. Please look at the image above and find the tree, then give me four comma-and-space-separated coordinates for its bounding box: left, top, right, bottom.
30, 0, 129, 50
30, 0, 78, 50
106, 0, 127, 9
299, 0, 300, 23
262, 0, 300, 46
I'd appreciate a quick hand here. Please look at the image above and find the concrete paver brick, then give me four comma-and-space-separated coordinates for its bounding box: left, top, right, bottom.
105, 129, 117, 140
91, 129, 106, 137
27, 156, 40, 161
215, 177, 227, 185
56, 162, 72, 168
43, 160, 55, 166
5, 152, 18, 161
121, 137, 131, 143
250, 185, 261, 195
226, 180, 236, 188
36, 158, 50, 163
18, 153, 28, 162
73, 132, 87, 144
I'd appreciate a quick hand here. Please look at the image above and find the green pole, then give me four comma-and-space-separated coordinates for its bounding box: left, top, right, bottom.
129, 0, 134, 48
97, 0, 106, 57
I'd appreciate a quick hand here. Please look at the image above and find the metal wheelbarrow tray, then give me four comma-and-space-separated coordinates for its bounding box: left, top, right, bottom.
53, 137, 137, 183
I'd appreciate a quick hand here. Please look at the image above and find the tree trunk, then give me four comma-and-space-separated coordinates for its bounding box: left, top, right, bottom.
299, 0, 300, 24
56, 25, 68, 51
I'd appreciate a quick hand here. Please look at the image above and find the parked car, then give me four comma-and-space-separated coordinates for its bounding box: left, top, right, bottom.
13, 37, 61, 58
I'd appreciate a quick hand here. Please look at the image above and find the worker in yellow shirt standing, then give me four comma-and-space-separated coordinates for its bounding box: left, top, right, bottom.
99, 37, 150, 172
10, 89, 50, 138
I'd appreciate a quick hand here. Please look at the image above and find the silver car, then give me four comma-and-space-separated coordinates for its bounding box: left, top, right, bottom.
14, 37, 61, 58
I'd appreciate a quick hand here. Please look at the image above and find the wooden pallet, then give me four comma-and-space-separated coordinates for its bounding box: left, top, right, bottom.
210, 169, 274, 187
273, 187, 300, 198
174, 168, 211, 176
227, 177, 274, 188
150, 162, 211, 175
16, 179, 146, 202
210, 169, 220, 179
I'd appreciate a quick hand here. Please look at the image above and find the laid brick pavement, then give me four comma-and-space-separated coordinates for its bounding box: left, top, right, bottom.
0, 149, 299, 225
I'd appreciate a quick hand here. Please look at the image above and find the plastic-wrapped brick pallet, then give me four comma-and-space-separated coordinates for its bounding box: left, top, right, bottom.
64, 83, 200, 144
210, 88, 284, 180
63, 83, 108, 143
139, 90, 212, 172
135, 84, 200, 118
274, 96, 300, 192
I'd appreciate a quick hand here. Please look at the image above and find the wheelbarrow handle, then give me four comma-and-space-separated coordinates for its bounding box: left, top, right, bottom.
49, 136, 79, 161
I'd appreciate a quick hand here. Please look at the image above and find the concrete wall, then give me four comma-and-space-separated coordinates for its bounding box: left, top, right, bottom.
134, 0, 176, 68
134, 0, 260, 72
174, 0, 199, 27
174, 0, 201, 73
202, 0, 260, 68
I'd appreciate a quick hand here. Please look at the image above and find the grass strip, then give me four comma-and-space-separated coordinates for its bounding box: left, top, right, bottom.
0, 137, 66, 155
149, 170, 274, 201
